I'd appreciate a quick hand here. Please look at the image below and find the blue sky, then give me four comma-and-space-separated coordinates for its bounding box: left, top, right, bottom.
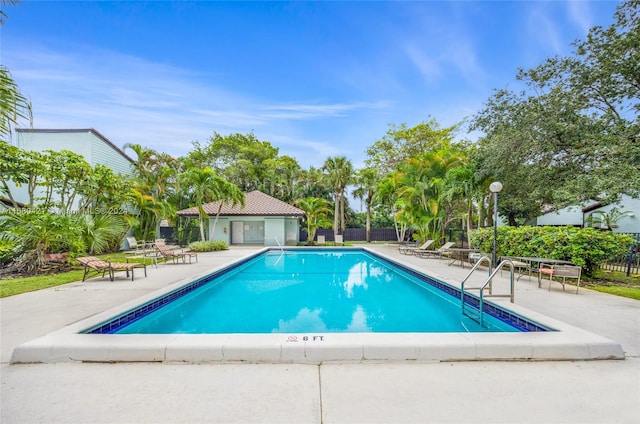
3, 1, 619, 169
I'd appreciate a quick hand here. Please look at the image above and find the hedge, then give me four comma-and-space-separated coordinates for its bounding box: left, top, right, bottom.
187, 240, 229, 252
470, 226, 633, 276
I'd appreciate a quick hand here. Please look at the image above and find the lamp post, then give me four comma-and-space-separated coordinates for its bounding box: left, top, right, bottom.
489, 181, 503, 268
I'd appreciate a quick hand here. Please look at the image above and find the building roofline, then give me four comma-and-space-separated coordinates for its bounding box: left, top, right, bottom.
16, 128, 135, 164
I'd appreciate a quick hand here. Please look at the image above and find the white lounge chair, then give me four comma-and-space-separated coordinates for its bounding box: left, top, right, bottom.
415, 241, 455, 259
398, 240, 435, 255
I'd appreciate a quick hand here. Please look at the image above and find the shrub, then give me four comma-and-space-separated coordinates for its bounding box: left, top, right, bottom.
188, 240, 228, 252
0, 236, 19, 265
470, 226, 633, 276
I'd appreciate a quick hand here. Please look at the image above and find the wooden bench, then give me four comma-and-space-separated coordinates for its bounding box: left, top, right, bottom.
539, 264, 582, 294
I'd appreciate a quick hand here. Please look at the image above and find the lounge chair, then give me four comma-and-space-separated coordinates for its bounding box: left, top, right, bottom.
334, 234, 344, 246
76, 256, 146, 281
126, 236, 141, 251
154, 240, 198, 264
398, 240, 434, 255
539, 264, 582, 293
415, 241, 456, 259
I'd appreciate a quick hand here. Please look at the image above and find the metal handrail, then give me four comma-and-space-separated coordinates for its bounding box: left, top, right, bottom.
460, 255, 491, 320
461, 257, 516, 327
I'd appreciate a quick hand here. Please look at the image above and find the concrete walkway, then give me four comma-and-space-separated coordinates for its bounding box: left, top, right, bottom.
2, 244, 639, 423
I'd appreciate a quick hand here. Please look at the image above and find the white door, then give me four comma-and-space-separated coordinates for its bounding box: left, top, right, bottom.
231, 221, 244, 244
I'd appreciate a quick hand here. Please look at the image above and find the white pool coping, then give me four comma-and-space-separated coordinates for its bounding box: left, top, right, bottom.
11, 247, 625, 363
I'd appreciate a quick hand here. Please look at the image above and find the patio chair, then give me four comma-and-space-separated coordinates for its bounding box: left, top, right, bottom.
154, 240, 198, 264
398, 240, 434, 255
76, 256, 146, 282
316, 235, 326, 246
539, 264, 582, 293
334, 234, 344, 246
500, 257, 532, 280
415, 241, 455, 259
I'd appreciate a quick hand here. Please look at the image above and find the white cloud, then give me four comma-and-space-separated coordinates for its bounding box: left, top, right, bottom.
527, 6, 564, 55
404, 43, 442, 81
566, 1, 594, 35
6, 39, 382, 164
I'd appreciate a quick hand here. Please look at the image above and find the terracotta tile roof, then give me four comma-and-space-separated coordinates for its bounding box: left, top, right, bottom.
176, 190, 305, 217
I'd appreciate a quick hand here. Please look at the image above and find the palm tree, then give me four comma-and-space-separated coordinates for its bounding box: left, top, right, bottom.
0, 65, 32, 140
376, 172, 410, 242
586, 207, 634, 230
441, 162, 482, 245
322, 156, 354, 239
179, 167, 220, 241
208, 178, 245, 238
393, 148, 464, 243
294, 197, 333, 244
352, 167, 380, 242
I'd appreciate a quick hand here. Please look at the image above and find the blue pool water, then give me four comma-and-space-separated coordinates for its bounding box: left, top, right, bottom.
105, 249, 529, 334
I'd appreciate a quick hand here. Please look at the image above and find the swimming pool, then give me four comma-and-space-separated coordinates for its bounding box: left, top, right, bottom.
102, 250, 521, 334
10, 246, 625, 363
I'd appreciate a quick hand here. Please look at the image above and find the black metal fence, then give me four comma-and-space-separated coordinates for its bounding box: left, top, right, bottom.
300, 228, 399, 242
599, 233, 640, 276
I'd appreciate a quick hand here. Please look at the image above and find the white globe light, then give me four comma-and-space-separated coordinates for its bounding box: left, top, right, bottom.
490, 181, 503, 193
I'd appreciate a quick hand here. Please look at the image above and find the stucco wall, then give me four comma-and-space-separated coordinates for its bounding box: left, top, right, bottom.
207, 216, 300, 246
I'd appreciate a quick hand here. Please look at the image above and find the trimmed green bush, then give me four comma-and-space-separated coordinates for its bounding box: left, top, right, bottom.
0, 237, 19, 265
188, 240, 228, 252
470, 226, 633, 276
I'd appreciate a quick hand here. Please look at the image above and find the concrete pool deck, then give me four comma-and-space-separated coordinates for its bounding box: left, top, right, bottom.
2, 244, 639, 422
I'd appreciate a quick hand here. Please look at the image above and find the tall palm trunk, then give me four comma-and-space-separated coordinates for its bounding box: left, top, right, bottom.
333, 190, 340, 239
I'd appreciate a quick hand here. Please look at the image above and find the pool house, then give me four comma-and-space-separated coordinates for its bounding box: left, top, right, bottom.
176, 190, 305, 246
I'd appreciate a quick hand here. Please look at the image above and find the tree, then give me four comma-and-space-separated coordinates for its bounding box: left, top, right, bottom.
0, 65, 32, 141
322, 156, 354, 239
207, 178, 245, 238
179, 167, 221, 241
189, 132, 280, 193
441, 162, 479, 244
472, 0, 640, 216
294, 197, 332, 243
365, 119, 458, 174
352, 167, 380, 242
262, 155, 302, 203
392, 148, 464, 243
124, 144, 178, 240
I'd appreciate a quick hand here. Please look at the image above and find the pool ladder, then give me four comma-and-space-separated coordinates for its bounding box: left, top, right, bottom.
460, 256, 515, 327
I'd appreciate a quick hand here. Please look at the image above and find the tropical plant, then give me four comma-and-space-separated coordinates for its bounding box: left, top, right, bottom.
322, 156, 354, 239
294, 197, 333, 244
376, 172, 410, 242
179, 167, 222, 241
0, 65, 32, 141
585, 207, 635, 230
75, 213, 128, 255
392, 148, 464, 243
352, 167, 380, 242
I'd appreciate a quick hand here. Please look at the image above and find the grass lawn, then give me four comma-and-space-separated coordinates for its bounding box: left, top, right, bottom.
0, 253, 153, 298
583, 270, 640, 300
